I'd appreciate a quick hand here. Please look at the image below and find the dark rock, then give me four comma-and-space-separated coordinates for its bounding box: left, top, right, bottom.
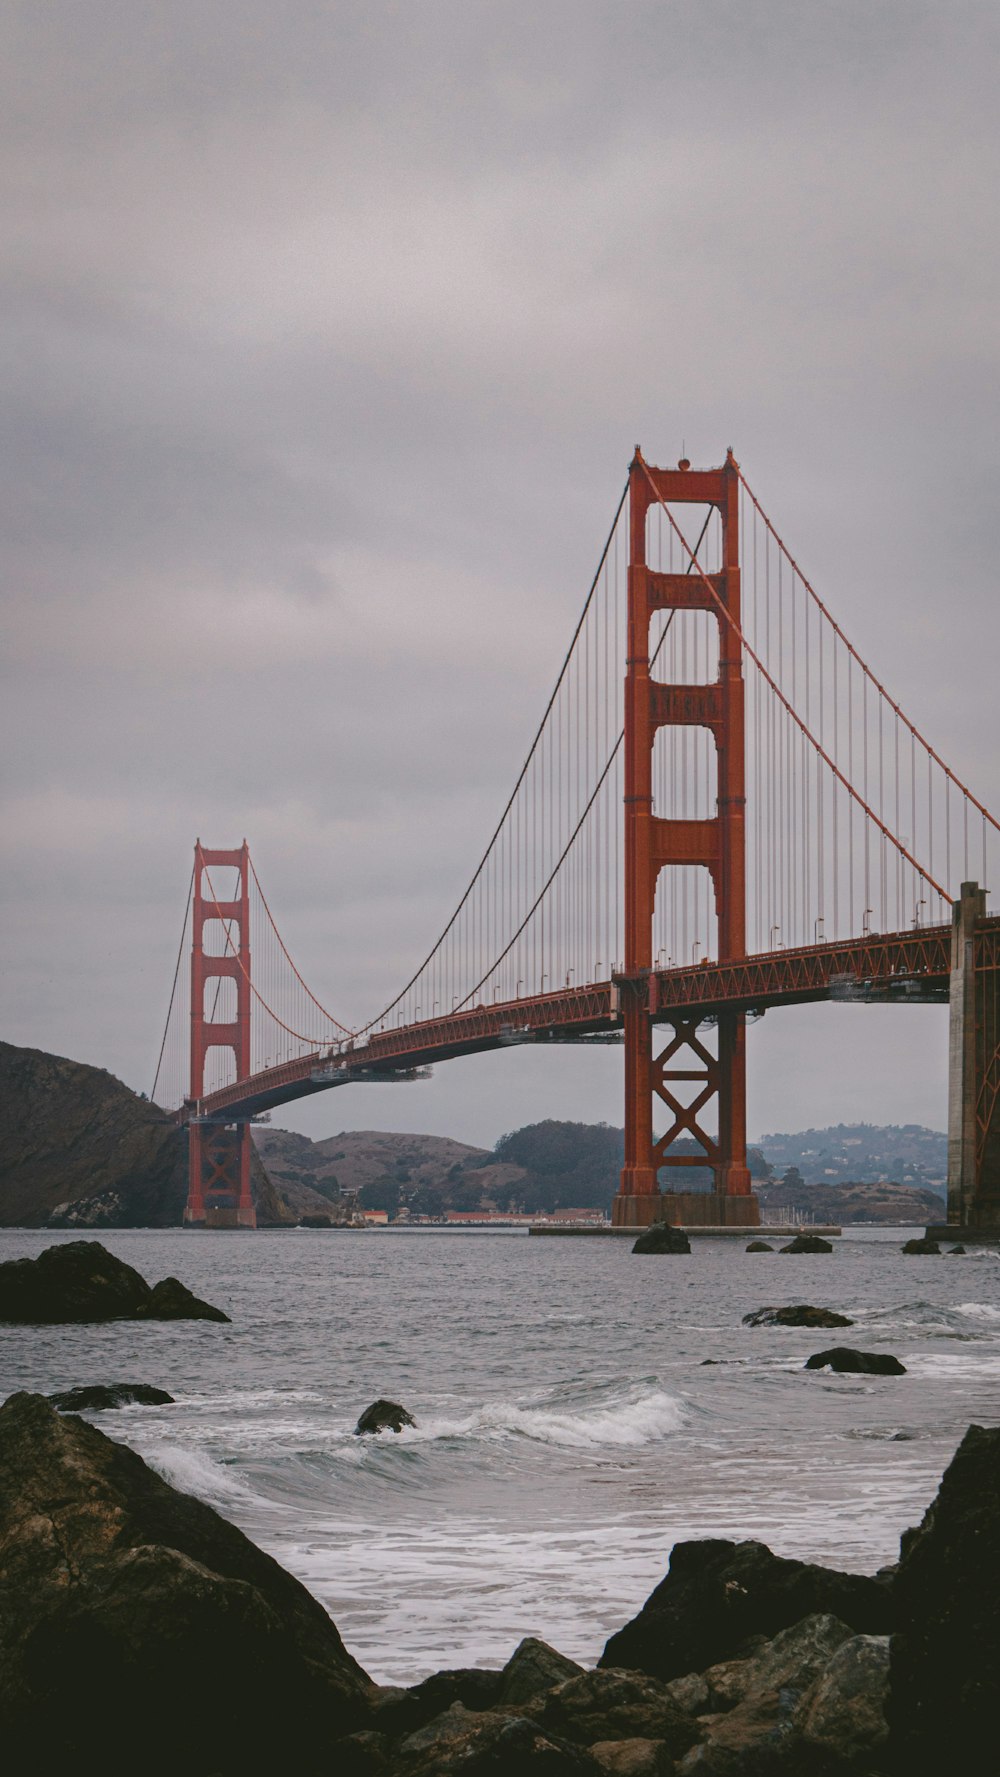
0, 1392, 373, 1773
901, 1237, 940, 1254
744, 1240, 774, 1253
947, 1244, 966, 1255
600, 1538, 893, 1682
799, 1632, 890, 1767
47, 1383, 174, 1411
679, 1614, 857, 1772
588, 1739, 673, 1775
138, 1275, 229, 1322
0, 1241, 228, 1324
779, 1234, 833, 1253
397, 1702, 601, 1773
804, 1346, 906, 1375
539, 1667, 700, 1760
371, 1666, 503, 1738
632, 1223, 692, 1255
743, 1304, 853, 1329
331, 1728, 392, 1774
890, 1422, 1000, 1775
0, 1240, 152, 1323
497, 1636, 585, 1705
299, 1213, 333, 1228
354, 1398, 416, 1436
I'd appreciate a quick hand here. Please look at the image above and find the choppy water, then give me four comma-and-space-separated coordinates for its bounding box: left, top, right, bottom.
2, 1225, 998, 1684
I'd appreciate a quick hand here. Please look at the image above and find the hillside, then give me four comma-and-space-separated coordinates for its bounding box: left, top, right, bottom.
253, 1126, 527, 1218
0, 1041, 286, 1227
256, 1118, 948, 1224
757, 1122, 947, 1191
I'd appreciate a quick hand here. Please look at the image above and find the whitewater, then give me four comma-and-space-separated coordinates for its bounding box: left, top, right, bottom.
2, 1224, 998, 1684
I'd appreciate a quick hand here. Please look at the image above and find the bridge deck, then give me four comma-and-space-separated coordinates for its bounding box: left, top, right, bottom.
178, 919, 984, 1125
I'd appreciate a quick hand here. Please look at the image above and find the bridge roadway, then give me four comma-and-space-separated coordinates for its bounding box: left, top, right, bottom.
179, 917, 998, 1127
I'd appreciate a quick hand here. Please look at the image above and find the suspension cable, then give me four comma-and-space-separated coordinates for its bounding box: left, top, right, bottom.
638, 459, 950, 901
151, 862, 195, 1102
249, 858, 356, 1035
738, 467, 1000, 837
357, 481, 629, 1032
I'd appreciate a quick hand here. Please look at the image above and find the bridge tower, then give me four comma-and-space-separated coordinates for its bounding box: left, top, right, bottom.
613, 449, 759, 1229
943, 881, 1000, 1232
185, 841, 256, 1229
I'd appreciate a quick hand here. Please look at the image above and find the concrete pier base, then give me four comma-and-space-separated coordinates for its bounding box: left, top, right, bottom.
612, 1191, 761, 1229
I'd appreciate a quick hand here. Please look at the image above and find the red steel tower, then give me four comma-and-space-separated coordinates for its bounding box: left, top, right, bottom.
185, 841, 256, 1228
613, 449, 758, 1228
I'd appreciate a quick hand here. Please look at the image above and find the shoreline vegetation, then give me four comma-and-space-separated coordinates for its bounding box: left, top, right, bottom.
0, 1385, 993, 1775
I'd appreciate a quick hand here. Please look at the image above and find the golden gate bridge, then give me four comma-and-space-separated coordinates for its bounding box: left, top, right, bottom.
151, 450, 1000, 1235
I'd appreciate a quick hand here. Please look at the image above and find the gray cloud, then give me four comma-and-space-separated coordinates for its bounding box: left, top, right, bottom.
2, 2, 998, 1146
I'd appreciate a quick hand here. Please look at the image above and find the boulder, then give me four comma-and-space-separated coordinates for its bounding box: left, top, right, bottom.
0, 1240, 152, 1322
632, 1224, 692, 1255
497, 1636, 585, 1705
676, 1615, 857, 1773
890, 1422, 1000, 1774
354, 1398, 416, 1436
743, 1305, 853, 1329
947, 1244, 966, 1255
300, 1214, 333, 1228
0, 1392, 373, 1772
804, 1347, 906, 1375
799, 1632, 889, 1766
371, 1666, 503, 1738
539, 1668, 700, 1760
0, 1240, 228, 1323
47, 1383, 174, 1411
779, 1234, 833, 1254
589, 1740, 673, 1775
396, 1702, 601, 1773
901, 1237, 940, 1255
138, 1275, 229, 1321
744, 1240, 774, 1253
600, 1538, 892, 1682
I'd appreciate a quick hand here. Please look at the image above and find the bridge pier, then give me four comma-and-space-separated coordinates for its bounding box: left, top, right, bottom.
935, 881, 1000, 1236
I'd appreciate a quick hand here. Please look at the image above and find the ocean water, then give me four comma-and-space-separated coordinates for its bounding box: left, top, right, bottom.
2, 1224, 998, 1685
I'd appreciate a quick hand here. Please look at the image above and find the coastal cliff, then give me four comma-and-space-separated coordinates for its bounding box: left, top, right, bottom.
0, 1041, 287, 1227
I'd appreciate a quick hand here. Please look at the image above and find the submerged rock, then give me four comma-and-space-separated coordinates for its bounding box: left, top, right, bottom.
947, 1244, 967, 1255
902, 1237, 940, 1255
0, 1241, 228, 1324
890, 1422, 1000, 1774
804, 1347, 906, 1375
0, 1392, 373, 1772
632, 1223, 691, 1255
744, 1240, 773, 1253
599, 1537, 892, 1682
354, 1398, 416, 1436
779, 1233, 833, 1254
47, 1383, 174, 1411
743, 1304, 853, 1329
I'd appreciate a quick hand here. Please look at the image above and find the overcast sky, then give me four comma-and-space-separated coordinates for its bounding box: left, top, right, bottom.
3, 2, 999, 1150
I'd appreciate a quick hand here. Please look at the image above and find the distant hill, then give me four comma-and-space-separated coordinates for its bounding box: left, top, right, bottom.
256, 1116, 949, 1224
756, 1122, 947, 1192
0, 1041, 286, 1227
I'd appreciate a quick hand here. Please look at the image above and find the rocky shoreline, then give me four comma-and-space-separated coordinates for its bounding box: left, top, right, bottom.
0, 1387, 994, 1776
